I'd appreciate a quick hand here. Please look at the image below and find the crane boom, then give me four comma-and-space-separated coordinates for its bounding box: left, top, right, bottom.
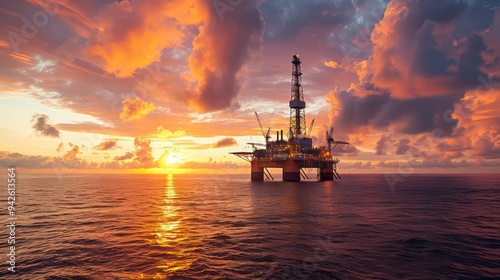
254, 111, 265, 138
254, 111, 271, 142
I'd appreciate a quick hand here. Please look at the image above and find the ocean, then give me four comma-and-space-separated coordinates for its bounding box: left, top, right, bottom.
1, 173, 499, 279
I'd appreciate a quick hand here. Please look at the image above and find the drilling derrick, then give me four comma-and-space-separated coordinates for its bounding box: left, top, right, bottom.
231, 54, 349, 182
289, 54, 306, 140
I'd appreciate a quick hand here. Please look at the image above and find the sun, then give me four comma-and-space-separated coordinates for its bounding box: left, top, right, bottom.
165, 152, 181, 165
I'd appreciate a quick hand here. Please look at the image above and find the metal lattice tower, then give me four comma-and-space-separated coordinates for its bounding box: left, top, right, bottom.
289, 54, 306, 140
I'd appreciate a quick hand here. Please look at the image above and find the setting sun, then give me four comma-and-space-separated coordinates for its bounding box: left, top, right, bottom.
165, 152, 181, 165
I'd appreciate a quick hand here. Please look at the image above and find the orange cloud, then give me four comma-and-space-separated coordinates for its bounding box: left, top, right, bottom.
324, 60, 340, 69
87, 0, 204, 77
149, 125, 186, 139
63, 145, 80, 161
119, 97, 156, 122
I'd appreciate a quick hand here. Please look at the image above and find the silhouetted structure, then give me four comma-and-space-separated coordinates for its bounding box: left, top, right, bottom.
231, 55, 348, 182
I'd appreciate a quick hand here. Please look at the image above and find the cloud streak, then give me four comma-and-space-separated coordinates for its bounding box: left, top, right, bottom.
94, 140, 118, 151
211, 137, 238, 148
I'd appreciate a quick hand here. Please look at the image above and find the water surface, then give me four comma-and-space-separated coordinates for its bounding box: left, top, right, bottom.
2, 174, 499, 279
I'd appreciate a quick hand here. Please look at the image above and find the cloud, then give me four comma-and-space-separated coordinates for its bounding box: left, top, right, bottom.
114, 152, 133, 161
211, 137, 238, 148
177, 159, 243, 169
327, 89, 462, 136
149, 126, 186, 139
395, 138, 411, 155
188, 0, 264, 112
323, 0, 500, 165
0, 152, 52, 168
119, 97, 156, 122
56, 142, 64, 152
375, 135, 391, 155
63, 145, 80, 161
324, 60, 340, 69
259, 0, 356, 42
94, 139, 118, 150
31, 113, 60, 137
132, 137, 155, 167
110, 137, 156, 168
350, 161, 373, 169
377, 158, 473, 169
87, 0, 203, 77
472, 130, 500, 159
369, 0, 495, 99
0, 150, 91, 169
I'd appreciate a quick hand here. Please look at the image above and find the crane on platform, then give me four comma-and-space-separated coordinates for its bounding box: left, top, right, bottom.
254, 111, 271, 144
326, 127, 349, 151
307, 118, 315, 138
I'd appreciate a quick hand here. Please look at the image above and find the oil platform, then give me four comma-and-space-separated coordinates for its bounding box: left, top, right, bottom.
231, 54, 349, 182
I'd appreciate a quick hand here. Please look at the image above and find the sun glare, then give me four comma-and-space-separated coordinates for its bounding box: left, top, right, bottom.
165, 152, 181, 164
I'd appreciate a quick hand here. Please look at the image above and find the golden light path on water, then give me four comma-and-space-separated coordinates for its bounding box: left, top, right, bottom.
142, 174, 199, 279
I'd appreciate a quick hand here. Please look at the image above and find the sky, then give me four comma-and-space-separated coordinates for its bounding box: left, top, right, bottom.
0, 0, 499, 174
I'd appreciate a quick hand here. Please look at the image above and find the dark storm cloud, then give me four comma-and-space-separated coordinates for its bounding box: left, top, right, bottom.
395, 138, 411, 155
369, 0, 499, 99
375, 135, 391, 155
456, 34, 488, 86
330, 90, 462, 136
387, 0, 467, 37
331, 90, 391, 132
453, 0, 499, 36
259, 0, 356, 41
31, 113, 60, 137
384, 93, 461, 136
331, 0, 499, 137
189, 0, 264, 112
410, 23, 455, 76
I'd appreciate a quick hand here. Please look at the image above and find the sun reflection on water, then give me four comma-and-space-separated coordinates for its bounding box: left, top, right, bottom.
147, 174, 198, 277
156, 174, 180, 243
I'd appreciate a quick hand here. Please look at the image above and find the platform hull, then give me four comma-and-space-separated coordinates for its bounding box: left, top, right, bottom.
250, 158, 335, 182
283, 172, 301, 182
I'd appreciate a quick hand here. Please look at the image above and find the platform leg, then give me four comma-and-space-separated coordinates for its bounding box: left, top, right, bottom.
283, 161, 301, 182
251, 161, 264, 182
319, 166, 334, 181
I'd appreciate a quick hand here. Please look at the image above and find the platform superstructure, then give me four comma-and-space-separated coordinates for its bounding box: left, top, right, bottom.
231, 55, 348, 182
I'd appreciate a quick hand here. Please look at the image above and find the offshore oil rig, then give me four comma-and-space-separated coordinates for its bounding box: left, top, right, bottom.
231, 54, 349, 182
